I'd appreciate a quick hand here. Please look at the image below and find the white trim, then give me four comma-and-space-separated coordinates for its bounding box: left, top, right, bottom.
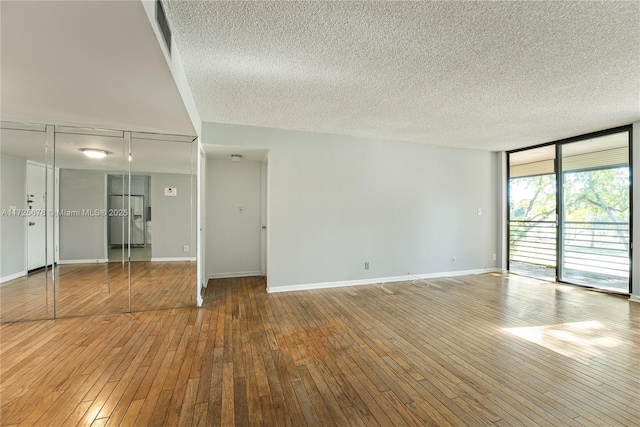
266, 268, 501, 293
58, 259, 107, 265
629, 295, 640, 303
0, 271, 28, 284
208, 271, 262, 280
260, 157, 269, 277
150, 257, 193, 262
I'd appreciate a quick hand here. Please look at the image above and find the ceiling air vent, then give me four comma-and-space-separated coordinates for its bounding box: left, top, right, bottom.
156, 0, 172, 56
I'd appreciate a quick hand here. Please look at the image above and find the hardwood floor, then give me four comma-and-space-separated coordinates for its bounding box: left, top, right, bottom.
1, 273, 638, 426
0, 261, 194, 322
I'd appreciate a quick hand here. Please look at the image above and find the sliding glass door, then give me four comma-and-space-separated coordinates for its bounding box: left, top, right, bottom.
559, 132, 630, 292
508, 127, 631, 293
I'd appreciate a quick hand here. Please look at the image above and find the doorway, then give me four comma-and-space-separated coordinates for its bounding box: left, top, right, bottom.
204, 147, 268, 283
107, 174, 151, 262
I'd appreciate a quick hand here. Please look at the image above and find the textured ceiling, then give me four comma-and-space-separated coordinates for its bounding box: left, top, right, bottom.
164, 1, 640, 151
1, 1, 195, 135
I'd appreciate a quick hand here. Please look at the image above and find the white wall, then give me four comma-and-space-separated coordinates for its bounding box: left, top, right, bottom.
632, 121, 640, 302
59, 169, 106, 261
206, 159, 262, 278
149, 172, 193, 259
202, 123, 500, 291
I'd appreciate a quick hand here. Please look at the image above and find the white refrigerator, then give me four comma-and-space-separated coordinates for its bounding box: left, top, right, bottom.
109, 195, 145, 247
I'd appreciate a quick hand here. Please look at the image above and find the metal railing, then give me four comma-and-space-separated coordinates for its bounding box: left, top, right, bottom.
509, 220, 556, 267
509, 220, 629, 279
563, 221, 629, 278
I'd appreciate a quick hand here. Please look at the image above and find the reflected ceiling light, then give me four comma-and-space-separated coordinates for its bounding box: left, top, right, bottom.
80, 148, 109, 159
231, 154, 243, 162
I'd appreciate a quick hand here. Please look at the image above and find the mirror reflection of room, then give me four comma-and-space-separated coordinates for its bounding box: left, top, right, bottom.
0, 122, 196, 322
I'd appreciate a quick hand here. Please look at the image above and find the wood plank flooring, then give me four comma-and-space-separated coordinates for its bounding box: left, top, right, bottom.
0, 261, 194, 322
1, 273, 639, 426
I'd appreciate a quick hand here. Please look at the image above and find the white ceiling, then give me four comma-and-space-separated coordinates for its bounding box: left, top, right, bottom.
0, 0, 195, 136
164, 1, 640, 151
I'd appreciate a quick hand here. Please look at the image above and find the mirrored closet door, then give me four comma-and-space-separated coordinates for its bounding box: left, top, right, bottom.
129, 132, 196, 312
53, 127, 129, 317
0, 121, 197, 322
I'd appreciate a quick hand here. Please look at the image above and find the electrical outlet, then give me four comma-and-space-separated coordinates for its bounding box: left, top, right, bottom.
493, 253, 497, 261
364, 261, 370, 270
102, 283, 110, 294
183, 245, 189, 252
451, 256, 456, 263
477, 208, 482, 216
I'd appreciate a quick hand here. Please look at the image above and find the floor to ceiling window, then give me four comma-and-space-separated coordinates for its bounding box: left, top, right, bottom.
508, 145, 557, 281
508, 126, 632, 294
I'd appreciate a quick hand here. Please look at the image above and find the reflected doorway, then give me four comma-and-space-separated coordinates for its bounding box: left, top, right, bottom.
107, 174, 152, 262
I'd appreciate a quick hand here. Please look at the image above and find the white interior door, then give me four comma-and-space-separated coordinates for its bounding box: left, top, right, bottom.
26, 163, 46, 270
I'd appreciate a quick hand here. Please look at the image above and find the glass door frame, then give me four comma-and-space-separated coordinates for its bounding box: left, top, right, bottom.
507, 124, 633, 295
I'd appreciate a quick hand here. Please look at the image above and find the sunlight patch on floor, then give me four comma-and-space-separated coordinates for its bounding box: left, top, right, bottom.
504, 320, 622, 360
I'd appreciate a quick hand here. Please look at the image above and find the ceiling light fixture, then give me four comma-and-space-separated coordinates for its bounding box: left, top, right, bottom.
80, 148, 109, 159
231, 154, 243, 162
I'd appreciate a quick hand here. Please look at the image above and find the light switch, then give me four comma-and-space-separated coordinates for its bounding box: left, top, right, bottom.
238, 206, 244, 214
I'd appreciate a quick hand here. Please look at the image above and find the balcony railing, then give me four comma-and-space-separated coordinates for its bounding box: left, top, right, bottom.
509, 220, 556, 267
562, 221, 629, 278
509, 220, 629, 289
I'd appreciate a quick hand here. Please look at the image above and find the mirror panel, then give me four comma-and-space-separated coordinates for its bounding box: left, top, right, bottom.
53, 127, 129, 317
129, 133, 194, 311
0, 122, 54, 322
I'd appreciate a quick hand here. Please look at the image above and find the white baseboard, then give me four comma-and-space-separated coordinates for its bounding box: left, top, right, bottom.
267, 268, 500, 293
0, 271, 27, 284
59, 259, 107, 265
208, 271, 262, 280
150, 257, 193, 262
629, 295, 640, 303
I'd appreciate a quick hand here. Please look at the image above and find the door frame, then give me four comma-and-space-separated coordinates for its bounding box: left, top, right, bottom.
260, 153, 269, 283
